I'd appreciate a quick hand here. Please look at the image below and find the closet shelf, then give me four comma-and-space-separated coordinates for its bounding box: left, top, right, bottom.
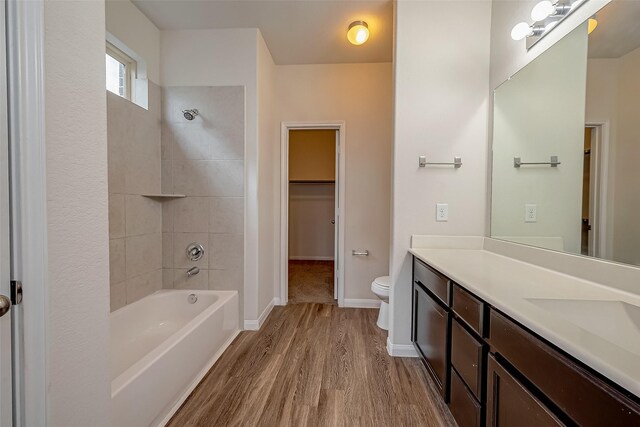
289, 180, 335, 184
141, 193, 187, 199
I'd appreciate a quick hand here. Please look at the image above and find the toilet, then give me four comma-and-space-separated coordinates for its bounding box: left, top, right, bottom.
371, 276, 391, 330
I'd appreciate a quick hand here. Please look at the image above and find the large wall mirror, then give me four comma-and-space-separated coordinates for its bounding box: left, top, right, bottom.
491, 0, 640, 267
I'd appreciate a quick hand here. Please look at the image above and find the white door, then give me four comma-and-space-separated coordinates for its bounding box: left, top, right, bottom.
333, 130, 339, 300
0, 0, 13, 424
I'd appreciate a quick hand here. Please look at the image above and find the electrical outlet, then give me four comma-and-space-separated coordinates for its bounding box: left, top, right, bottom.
525, 204, 537, 223
436, 203, 449, 222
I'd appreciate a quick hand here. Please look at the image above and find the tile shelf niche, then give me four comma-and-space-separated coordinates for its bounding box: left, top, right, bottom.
141, 194, 186, 199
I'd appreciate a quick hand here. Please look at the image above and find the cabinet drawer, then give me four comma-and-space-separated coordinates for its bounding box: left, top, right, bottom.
413, 283, 449, 399
487, 354, 563, 427
489, 309, 640, 426
413, 257, 450, 306
452, 284, 485, 335
451, 319, 484, 400
450, 368, 482, 427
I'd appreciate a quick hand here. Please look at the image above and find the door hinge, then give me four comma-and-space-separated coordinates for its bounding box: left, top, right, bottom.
11, 280, 22, 305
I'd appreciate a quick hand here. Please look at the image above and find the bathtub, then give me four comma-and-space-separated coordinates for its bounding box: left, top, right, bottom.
111, 290, 240, 427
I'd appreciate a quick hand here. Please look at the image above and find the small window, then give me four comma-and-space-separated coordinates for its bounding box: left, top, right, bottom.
106, 43, 136, 101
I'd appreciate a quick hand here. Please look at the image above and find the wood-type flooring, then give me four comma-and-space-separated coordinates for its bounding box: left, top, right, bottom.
168, 302, 455, 426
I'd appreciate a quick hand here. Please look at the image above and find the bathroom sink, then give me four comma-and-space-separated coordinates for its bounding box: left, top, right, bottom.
525, 298, 640, 356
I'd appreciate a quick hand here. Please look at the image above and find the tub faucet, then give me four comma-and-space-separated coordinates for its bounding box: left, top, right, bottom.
187, 267, 200, 278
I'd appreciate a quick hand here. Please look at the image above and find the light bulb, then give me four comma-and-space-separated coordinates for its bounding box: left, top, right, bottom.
531, 0, 556, 21
347, 21, 369, 46
511, 22, 532, 41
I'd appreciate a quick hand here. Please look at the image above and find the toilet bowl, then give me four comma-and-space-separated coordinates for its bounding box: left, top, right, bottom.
371, 276, 390, 330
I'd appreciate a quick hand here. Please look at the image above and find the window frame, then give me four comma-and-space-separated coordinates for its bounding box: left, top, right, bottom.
106, 42, 137, 101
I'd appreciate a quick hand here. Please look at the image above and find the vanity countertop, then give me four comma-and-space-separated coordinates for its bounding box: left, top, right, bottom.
409, 246, 640, 398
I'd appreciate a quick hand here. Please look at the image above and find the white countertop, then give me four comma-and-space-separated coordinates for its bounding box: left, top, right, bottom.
409, 246, 640, 398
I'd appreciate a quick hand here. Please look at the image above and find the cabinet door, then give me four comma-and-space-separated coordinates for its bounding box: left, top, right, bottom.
487, 355, 563, 427
414, 284, 449, 398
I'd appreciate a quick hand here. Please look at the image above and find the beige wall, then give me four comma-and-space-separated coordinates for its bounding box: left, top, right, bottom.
44, 0, 111, 423
257, 32, 278, 316
274, 63, 393, 301
107, 84, 163, 311
391, 0, 492, 348
289, 129, 336, 181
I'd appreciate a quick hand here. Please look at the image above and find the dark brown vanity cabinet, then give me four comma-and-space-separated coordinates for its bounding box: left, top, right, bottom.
412, 258, 451, 400
411, 255, 640, 427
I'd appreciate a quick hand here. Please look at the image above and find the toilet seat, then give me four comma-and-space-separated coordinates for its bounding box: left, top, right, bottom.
371, 276, 390, 296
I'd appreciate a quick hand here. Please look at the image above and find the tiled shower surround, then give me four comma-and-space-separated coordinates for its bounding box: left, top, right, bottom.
107, 85, 245, 312
161, 87, 245, 316
107, 83, 163, 311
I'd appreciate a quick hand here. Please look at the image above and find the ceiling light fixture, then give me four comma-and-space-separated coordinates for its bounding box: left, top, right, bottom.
347, 21, 369, 45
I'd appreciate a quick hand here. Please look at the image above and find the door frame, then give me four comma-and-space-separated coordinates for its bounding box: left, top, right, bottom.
6, 0, 48, 424
0, 0, 12, 424
585, 122, 610, 259
280, 121, 346, 307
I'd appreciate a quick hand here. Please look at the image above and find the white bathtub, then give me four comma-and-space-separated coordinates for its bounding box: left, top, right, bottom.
111, 290, 239, 427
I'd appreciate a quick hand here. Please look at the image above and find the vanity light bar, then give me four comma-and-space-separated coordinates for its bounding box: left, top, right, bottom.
511, 0, 588, 48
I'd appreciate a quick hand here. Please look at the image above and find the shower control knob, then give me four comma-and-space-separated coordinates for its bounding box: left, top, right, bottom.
186, 242, 205, 262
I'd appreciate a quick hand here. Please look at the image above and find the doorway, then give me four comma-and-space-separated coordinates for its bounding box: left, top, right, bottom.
581, 124, 608, 257
280, 122, 345, 306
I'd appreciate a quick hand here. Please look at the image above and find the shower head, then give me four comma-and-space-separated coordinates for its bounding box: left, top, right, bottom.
182, 109, 199, 121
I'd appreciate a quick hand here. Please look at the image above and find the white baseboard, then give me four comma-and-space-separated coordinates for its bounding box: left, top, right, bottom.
156, 329, 241, 426
386, 337, 418, 358
342, 298, 381, 308
288, 256, 334, 261
243, 297, 277, 331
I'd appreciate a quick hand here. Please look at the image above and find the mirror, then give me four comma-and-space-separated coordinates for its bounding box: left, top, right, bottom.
491, 0, 640, 267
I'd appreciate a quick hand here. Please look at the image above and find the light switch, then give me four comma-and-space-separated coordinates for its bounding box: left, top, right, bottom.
525, 204, 537, 223
436, 203, 448, 222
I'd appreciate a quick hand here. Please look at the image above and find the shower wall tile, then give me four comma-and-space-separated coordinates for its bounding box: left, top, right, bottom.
162, 200, 174, 232
209, 197, 244, 234
126, 269, 162, 304
161, 86, 245, 317
161, 159, 173, 194
125, 233, 162, 279
173, 268, 208, 290
209, 233, 243, 270
125, 152, 161, 195
109, 238, 125, 285
108, 82, 164, 311
172, 197, 209, 232
172, 232, 209, 269
125, 195, 162, 236
162, 269, 174, 289
208, 268, 243, 292
162, 233, 173, 268
110, 281, 127, 312
109, 194, 125, 239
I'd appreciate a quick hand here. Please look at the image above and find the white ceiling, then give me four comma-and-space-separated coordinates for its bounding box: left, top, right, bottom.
588, 0, 640, 59
132, 0, 394, 65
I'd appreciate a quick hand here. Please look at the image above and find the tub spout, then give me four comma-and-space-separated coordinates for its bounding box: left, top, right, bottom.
187, 267, 200, 277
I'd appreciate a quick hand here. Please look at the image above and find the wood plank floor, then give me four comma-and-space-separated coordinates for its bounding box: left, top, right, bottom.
288, 260, 335, 305
168, 304, 455, 426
